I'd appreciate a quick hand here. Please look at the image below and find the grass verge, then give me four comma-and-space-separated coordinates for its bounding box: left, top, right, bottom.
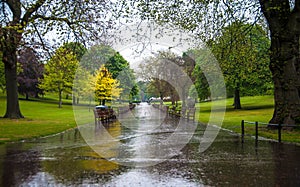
0, 94, 77, 143
195, 95, 300, 143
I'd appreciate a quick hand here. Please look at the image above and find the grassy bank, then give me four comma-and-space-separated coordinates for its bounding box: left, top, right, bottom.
0, 94, 77, 143
195, 95, 300, 143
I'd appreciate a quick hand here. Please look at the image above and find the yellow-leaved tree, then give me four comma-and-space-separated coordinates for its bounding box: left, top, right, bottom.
93, 65, 122, 105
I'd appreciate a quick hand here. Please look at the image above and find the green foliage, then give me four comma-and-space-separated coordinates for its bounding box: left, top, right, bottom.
105, 51, 139, 100
39, 47, 79, 108
62, 42, 87, 61
73, 66, 92, 104
105, 52, 129, 79
117, 67, 139, 100
81, 44, 116, 73
192, 62, 210, 101
211, 22, 272, 97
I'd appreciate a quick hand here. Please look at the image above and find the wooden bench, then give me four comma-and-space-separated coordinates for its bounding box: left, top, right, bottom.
93, 108, 117, 124
186, 107, 196, 121
167, 106, 195, 121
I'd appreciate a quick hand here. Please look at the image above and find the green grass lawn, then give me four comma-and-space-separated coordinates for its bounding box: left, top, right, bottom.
195, 95, 300, 143
0, 93, 133, 143
0, 94, 77, 143
0, 94, 299, 144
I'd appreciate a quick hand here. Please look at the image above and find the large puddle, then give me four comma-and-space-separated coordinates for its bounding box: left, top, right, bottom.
0, 103, 300, 186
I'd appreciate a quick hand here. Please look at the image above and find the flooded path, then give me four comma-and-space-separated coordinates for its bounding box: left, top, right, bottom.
0, 103, 300, 186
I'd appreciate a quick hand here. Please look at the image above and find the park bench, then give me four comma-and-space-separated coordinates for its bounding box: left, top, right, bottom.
185, 107, 196, 121
93, 107, 117, 124
168, 106, 182, 117
168, 106, 195, 121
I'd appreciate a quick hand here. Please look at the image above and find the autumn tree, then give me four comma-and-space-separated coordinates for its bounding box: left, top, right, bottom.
0, 0, 120, 118
93, 65, 122, 105
17, 47, 44, 100
39, 47, 78, 108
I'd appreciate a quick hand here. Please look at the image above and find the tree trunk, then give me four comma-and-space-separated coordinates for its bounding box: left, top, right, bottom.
58, 90, 62, 108
233, 88, 242, 109
3, 53, 24, 118
72, 95, 76, 105
268, 35, 300, 125
259, 0, 300, 125
25, 92, 29, 100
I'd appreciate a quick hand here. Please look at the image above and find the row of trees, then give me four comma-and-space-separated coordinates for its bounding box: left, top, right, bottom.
139, 22, 271, 110
0, 43, 138, 108
132, 0, 300, 125
1, 0, 300, 125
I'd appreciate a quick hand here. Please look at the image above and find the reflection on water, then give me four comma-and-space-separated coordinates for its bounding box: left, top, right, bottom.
0, 103, 299, 186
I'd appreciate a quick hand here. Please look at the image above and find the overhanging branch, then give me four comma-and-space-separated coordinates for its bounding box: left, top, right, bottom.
22, 0, 46, 25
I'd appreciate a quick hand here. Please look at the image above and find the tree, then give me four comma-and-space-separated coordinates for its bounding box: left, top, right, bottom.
61, 42, 87, 104
62, 42, 87, 61
39, 47, 78, 108
81, 44, 116, 73
211, 22, 271, 109
192, 63, 210, 102
138, 53, 173, 103
0, 0, 119, 118
105, 52, 130, 79
259, 0, 300, 125
134, 0, 300, 125
17, 47, 44, 100
93, 65, 122, 105
106, 52, 139, 101
73, 66, 91, 105
138, 50, 194, 106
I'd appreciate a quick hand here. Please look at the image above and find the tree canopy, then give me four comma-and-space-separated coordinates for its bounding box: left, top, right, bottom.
211, 22, 271, 109
0, 0, 121, 118
105, 52, 139, 101
39, 47, 78, 108
17, 47, 44, 100
93, 65, 122, 105
133, 0, 300, 125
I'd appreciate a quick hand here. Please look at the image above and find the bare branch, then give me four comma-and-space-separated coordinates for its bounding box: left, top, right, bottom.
22, 0, 46, 25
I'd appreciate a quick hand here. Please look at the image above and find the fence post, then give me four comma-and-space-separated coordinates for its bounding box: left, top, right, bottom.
255, 121, 258, 142
278, 124, 282, 143
241, 120, 245, 143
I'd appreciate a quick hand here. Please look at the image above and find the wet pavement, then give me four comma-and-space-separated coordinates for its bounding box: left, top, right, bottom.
0, 103, 300, 186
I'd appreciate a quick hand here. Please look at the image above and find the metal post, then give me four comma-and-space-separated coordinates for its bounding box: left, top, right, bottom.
241, 120, 245, 143
255, 121, 258, 142
278, 124, 282, 143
